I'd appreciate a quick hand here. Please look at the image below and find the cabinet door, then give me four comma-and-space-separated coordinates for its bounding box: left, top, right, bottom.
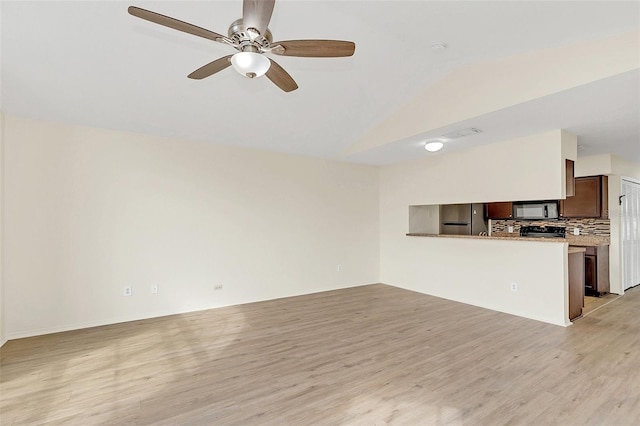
486, 202, 513, 219
568, 251, 585, 320
584, 254, 596, 294
560, 176, 603, 218
566, 159, 575, 197
595, 245, 610, 294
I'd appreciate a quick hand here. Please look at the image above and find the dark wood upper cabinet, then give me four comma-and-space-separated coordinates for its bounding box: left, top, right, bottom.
486, 202, 513, 219
559, 175, 608, 218
565, 159, 575, 197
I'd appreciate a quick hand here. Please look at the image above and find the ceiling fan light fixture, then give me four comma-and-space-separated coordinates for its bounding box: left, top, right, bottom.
231, 52, 270, 78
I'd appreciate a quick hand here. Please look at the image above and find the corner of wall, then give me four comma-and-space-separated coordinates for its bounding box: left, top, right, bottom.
611, 155, 640, 180
561, 130, 577, 161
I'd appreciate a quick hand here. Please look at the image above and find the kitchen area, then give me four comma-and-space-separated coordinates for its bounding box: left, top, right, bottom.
407, 172, 612, 322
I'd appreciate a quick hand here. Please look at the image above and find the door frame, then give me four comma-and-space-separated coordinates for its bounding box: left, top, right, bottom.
621, 177, 640, 291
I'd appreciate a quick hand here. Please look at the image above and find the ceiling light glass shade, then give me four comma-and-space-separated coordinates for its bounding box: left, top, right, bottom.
424, 141, 444, 152
231, 52, 271, 78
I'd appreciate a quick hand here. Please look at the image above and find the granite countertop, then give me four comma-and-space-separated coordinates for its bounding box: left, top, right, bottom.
406, 232, 609, 246
568, 247, 587, 254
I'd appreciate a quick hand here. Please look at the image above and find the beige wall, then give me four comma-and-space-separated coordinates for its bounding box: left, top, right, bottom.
380, 130, 570, 205
3, 116, 380, 339
612, 156, 640, 180
575, 154, 640, 179
576, 154, 640, 294
2, 116, 619, 339
575, 154, 613, 176
379, 130, 574, 326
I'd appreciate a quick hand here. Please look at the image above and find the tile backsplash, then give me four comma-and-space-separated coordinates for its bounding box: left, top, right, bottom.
492, 218, 610, 237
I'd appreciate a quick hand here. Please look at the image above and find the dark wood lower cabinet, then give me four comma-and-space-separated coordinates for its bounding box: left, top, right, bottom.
568, 248, 585, 321
573, 245, 609, 296
584, 254, 596, 294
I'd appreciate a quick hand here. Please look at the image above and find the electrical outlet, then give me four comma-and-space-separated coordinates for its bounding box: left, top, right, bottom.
123, 286, 132, 296
337, 264, 343, 272
573, 228, 580, 235
510, 282, 518, 292
508, 226, 514, 233
151, 285, 159, 294
214, 285, 223, 291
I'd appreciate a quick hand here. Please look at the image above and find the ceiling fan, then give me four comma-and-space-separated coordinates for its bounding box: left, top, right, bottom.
128, 1, 356, 92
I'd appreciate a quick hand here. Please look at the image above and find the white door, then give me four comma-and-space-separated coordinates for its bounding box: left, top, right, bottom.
621, 178, 640, 290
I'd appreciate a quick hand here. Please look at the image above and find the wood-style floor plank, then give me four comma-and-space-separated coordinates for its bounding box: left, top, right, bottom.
2, 284, 639, 425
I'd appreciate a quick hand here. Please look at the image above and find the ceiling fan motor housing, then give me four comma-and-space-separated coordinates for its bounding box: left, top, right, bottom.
228, 18, 272, 52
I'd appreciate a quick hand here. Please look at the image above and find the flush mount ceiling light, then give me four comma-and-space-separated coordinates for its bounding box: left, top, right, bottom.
424, 139, 445, 152
231, 51, 271, 78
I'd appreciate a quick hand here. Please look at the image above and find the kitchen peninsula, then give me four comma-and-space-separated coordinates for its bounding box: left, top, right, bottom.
378, 130, 628, 329
402, 229, 609, 326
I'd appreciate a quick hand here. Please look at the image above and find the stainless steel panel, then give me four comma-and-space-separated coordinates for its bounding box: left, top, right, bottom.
440, 223, 472, 235
440, 204, 472, 235
471, 203, 488, 235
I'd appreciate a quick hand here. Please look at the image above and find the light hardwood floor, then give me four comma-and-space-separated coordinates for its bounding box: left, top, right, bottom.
582, 293, 621, 316
2, 284, 639, 425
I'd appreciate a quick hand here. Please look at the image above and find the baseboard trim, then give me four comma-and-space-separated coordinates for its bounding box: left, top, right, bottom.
4, 305, 229, 341
4, 282, 378, 342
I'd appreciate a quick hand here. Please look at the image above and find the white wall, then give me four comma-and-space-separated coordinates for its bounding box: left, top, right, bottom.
3, 116, 380, 339
0, 111, 5, 346
379, 130, 574, 326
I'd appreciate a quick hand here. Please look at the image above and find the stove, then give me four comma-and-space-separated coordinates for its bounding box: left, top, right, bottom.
519, 225, 566, 238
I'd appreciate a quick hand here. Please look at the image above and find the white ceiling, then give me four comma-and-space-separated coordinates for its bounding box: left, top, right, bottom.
2, 1, 639, 164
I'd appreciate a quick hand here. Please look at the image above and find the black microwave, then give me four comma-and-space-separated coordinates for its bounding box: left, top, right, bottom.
513, 201, 559, 220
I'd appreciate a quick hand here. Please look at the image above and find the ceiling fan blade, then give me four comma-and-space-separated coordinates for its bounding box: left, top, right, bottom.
242, 0, 275, 37
270, 40, 356, 57
265, 59, 298, 92
128, 6, 225, 43
188, 55, 233, 79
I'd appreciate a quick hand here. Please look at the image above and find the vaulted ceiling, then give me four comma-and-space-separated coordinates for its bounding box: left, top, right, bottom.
2, 1, 639, 164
